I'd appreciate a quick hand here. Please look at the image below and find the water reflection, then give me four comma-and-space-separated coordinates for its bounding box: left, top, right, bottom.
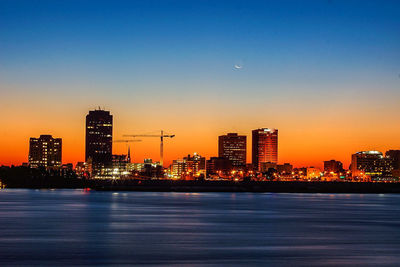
0, 190, 399, 265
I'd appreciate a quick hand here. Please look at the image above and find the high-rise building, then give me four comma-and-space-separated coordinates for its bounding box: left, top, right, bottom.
218, 133, 246, 169
350, 151, 393, 180
324, 160, 344, 173
29, 135, 62, 168
85, 109, 113, 177
252, 128, 278, 171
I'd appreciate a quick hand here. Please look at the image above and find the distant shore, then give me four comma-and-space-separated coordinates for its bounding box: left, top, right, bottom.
3, 178, 400, 194
2, 166, 400, 193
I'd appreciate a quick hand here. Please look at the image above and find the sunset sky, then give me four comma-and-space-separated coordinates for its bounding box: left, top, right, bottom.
1, 0, 400, 169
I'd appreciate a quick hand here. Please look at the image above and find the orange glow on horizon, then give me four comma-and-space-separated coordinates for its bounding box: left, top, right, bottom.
2, 87, 400, 170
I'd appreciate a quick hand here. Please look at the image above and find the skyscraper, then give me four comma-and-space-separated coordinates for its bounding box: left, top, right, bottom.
85, 109, 113, 177
252, 128, 278, 171
218, 133, 246, 169
29, 135, 62, 168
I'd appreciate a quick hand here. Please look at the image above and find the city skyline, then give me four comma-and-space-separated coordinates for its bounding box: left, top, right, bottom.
3, 106, 400, 171
2, 1, 400, 265
1, 1, 400, 169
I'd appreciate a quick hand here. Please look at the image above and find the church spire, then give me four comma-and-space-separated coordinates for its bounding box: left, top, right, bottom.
127, 145, 131, 163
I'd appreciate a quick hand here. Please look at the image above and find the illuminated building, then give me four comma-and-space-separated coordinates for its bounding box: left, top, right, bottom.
306, 167, 322, 179
184, 153, 206, 178
169, 153, 206, 179
29, 135, 62, 168
252, 128, 278, 171
85, 109, 113, 178
112, 154, 130, 178
170, 159, 186, 178
324, 160, 344, 173
218, 133, 246, 169
350, 151, 393, 180
75, 161, 91, 178
128, 159, 162, 178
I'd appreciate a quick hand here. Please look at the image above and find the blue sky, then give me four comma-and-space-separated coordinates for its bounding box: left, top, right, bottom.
1, 0, 399, 86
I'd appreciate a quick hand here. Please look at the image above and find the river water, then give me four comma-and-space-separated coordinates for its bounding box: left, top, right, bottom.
0, 189, 399, 266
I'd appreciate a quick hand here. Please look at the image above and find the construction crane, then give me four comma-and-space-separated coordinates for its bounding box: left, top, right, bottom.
113, 139, 142, 163
123, 130, 175, 167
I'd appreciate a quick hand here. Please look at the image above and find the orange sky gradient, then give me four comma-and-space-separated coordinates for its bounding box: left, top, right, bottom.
2, 82, 400, 170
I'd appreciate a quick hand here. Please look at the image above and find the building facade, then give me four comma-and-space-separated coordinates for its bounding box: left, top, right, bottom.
350, 151, 393, 180
85, 109, 113, 178
169, 153, 206, 179
218, 133, 246, 169
252, 128, 278, 171
29, 135, 62, 168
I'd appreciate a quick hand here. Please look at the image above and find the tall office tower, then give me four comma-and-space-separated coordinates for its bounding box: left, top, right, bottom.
85, 109, 113, 177
29, 135, 62, 168
218, 133, 247, 169
350, 151, 393, 179
252, 128, 278, 171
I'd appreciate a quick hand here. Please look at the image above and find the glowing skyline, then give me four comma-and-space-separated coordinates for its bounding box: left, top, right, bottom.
1, 0, 400, 169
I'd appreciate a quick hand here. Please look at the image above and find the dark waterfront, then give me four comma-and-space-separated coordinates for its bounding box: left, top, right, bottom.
0, 190, 400, 266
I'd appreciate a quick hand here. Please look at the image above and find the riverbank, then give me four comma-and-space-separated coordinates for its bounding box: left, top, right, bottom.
2, 166, 400, 193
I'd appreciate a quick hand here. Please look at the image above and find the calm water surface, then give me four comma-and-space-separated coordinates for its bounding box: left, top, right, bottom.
0, 189, 400, 266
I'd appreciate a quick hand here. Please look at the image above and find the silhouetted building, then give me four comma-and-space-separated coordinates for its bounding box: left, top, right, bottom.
386, 150, 400, 170
252, 128, 278, 171
29, 135, 62, 168
324, 160, 344, 173
85, 109, 113, 178
206, 157, 233, 177
218, 133, 246, 168
350, 151, 393, 180
276, 163, 293, 174
60, 163, 75, 178
260, 162, 277, 172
